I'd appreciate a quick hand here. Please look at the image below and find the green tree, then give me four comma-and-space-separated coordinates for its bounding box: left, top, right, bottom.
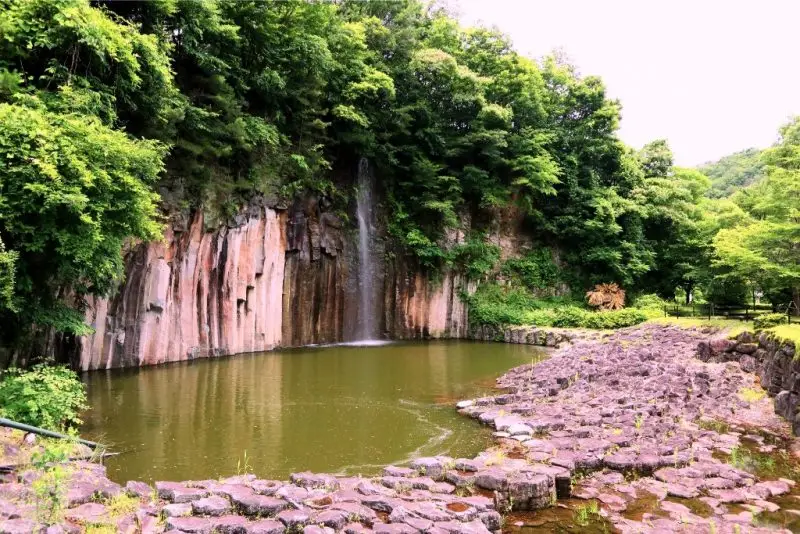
0, 99, 165, 346
700, 148, 766, 198
713, 118, 800, 312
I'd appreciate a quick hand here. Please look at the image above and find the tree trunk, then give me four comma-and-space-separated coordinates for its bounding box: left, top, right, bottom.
793, 287, 800, 316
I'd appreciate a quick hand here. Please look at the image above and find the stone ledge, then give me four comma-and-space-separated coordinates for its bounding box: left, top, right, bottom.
698, 330, 800, 434
467, 324, 605, 348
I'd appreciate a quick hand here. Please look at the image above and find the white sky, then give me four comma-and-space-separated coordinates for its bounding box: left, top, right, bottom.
455, 0, 800, 166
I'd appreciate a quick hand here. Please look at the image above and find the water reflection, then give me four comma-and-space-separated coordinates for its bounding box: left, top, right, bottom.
82, 340, 546, 482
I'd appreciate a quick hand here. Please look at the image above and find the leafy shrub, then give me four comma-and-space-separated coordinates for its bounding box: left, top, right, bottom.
754, 313, 788, 330
467, 283, 647, 329
467, 284, 537, 326
31, 438, 75, 524
582, 309, 648, 329
501, 249, 560, 290
632, 293, 669, 319
586, 283, 626, 310
634, 293, 668, 310
0, 364, 87, 430
549, 307, 647, 329
450, 236, 500, 279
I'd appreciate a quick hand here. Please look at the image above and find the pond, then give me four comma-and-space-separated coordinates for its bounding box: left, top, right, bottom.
81, 340, 547, 483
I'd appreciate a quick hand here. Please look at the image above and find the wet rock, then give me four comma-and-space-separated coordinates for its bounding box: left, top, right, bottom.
157, 481, 208, 503
497, 473, 553, 511
444, 470, 476, 488
163, 503, 193, 517
382, 466, 414, 478
291, 472, 339, 491
276, 509, 309, 529
736, 343, 759, 355
752, 479, 791, 497
355, 481, 386, 497
709, 488, 748, 503
479, 510, 502, 531
314, 509, 348, 530
604, 452, 637, 471
125, 480, 153, 500
457, 519, 492, 533
251, 480, 283, 496
44, 525, 80, 534
597, 492, 627, 512
343, 523, 370, 534
192, 495, 231, 516
373, 524, 416, 534
0, 500, 20, 520
410, 457, 445, 479
474, 469, 507, 491
722, 511, 753, 524
166, 516, 214, 533
507, 423, 532, 436
431, 482, 455, 494
231, 493, 287, 516
331, 502, 376, 525
64, 503, 108, 524
665, 483, 699, 499
65, 482, 97, 507
209, 515, 249, 534
0, 519, 38, 534
244, 519, 285, 534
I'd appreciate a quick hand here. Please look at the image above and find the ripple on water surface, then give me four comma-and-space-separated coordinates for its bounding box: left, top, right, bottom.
81, 340, 547, 483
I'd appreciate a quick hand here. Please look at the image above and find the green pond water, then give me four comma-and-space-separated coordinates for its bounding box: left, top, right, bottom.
81, 340, 546, 483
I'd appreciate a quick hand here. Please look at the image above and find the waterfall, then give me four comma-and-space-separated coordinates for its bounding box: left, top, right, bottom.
356, 158, 379, 341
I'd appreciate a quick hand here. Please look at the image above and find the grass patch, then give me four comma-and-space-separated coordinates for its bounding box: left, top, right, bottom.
765, 324, 800, 351
649, 317, 752, 337
737, 387, 766, 403
727, 445, 776, 476
697, 418, 731, 434
106, 493, 139, 518
574, 500, 601, 527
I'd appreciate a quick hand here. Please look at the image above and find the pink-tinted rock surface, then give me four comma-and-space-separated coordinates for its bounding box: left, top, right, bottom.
76, 202, 469, 370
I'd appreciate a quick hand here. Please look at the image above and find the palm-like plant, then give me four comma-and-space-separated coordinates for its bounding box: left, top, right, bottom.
586, 283, 626, 310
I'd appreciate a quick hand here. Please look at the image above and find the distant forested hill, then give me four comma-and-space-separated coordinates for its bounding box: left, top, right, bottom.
700, 148, 766, 198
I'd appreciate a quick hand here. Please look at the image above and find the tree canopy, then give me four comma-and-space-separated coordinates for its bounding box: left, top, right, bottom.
700, 148, 766, 199
711, 119, 800, 311
0, 0, 797, 349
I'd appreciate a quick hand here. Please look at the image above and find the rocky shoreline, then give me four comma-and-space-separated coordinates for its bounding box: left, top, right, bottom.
2, 323, 799, 533
699, 329, 800, 435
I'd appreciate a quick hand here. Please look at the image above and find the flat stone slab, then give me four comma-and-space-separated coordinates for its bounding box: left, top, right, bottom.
192, 495, 231, 516
156, 481, 208, 503
231, 493, 287, 516
166, 516, 213, 533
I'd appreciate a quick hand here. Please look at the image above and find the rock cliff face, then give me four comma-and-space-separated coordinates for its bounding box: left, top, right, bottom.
76, 201, 470, 370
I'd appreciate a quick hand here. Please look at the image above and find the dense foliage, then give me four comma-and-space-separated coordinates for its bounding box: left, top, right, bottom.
700, 148, 766, 199
708, 118, 800, 313
500, 249, 560, 292
753, 313, 788, 330
466, 284, 647, 329
0, 363, 87, 429
0, 0, 797, 347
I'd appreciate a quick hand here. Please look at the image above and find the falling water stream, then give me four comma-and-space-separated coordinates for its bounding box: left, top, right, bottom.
356, 157, 380, 342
